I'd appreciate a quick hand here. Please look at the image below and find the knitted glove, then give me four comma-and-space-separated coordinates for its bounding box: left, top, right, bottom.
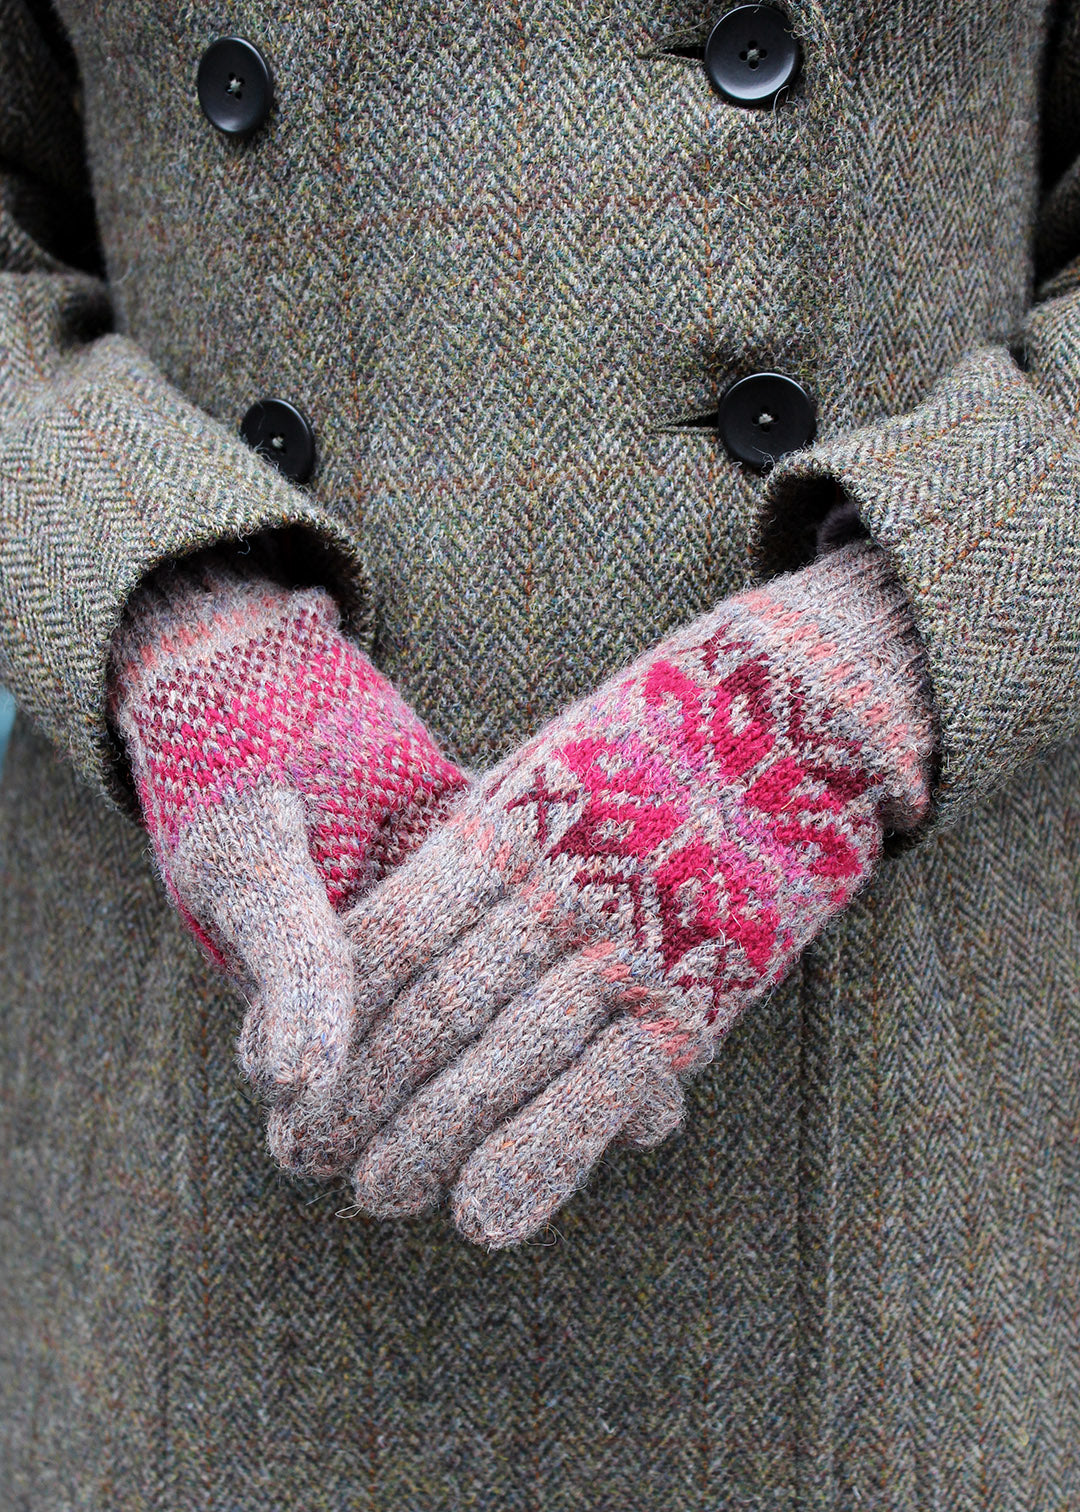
273, 537, 936, 1242
106, 553, 468, 1111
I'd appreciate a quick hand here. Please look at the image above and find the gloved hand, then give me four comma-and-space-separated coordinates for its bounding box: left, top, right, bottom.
106, 551, 468, 1118
278, 536, 936, 1243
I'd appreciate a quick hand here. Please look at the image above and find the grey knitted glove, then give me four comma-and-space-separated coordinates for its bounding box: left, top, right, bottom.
269, 539, 936, 1247
107, 554, 468, 1118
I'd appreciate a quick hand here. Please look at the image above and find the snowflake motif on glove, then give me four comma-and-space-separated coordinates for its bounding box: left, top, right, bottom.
270, 539, 935, 1250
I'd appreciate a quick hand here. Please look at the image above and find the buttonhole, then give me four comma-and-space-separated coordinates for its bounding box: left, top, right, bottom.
652, 409, 720, 432
740, 41, 767, 68
269, 433, 287, 452
226, 73, 244, 97
638, 28, 708, 60
755, 410, 775, 431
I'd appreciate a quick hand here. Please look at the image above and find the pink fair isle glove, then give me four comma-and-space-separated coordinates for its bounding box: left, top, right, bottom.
274, 536, 937, 1244
106, 553, 469, 1115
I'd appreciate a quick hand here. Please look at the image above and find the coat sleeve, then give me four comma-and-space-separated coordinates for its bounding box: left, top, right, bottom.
749, 7, 1080, 851
0, 1, 372, 818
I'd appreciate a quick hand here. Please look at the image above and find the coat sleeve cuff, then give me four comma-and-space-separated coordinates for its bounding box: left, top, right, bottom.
0, 333, 374, 824
748, 344, 1080, 847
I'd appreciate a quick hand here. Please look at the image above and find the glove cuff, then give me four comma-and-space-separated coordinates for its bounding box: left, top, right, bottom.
734, 538, 938, 834
107, 550, 340, 723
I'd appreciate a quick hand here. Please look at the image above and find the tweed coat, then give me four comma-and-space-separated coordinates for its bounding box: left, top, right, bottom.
2, 0, 1080, 1505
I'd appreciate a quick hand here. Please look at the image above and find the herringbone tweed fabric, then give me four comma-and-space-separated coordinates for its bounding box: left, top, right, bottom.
3, 0, 1080, 1505
5, 712, 1080, 1508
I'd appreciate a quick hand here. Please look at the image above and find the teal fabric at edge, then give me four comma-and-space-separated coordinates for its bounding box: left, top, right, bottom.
0, 691, 14, 776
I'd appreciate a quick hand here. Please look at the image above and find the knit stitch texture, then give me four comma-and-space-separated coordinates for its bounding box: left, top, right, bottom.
107, 554, 468, 1105
269, 538, 936, 1243
8, 0, 1080, 1502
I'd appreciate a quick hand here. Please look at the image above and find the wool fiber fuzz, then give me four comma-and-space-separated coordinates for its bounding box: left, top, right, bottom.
107, 554, 468, 1112
271, 538, 937, 1245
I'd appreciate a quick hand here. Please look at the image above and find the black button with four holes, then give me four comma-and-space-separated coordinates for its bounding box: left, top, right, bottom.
240, 399, 316, 483
705, 5, 802, 106
716, 372, 816, 468
197, 37, 274, 137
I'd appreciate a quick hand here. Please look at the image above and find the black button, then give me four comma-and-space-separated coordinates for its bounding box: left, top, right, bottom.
197, 37, 273, 137
716, 373, 815, 468
704, 5, 801, 106
240, 400, 316, 483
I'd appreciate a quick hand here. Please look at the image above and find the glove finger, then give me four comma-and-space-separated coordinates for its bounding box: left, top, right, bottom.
449, 1017, 686, 1249
170, 783, 356, 1104
351, 942, 627, 1217
266, 884, 576, 1180
341, 799, 517, 1037
611, 1079, 687, 1149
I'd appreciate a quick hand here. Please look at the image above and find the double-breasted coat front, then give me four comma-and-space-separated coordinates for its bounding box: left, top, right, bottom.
3, 0, 1080, 1505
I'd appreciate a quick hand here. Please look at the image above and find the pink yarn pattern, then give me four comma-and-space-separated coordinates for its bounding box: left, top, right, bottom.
289, 538, 938, 1243
109, 562, 468, 968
